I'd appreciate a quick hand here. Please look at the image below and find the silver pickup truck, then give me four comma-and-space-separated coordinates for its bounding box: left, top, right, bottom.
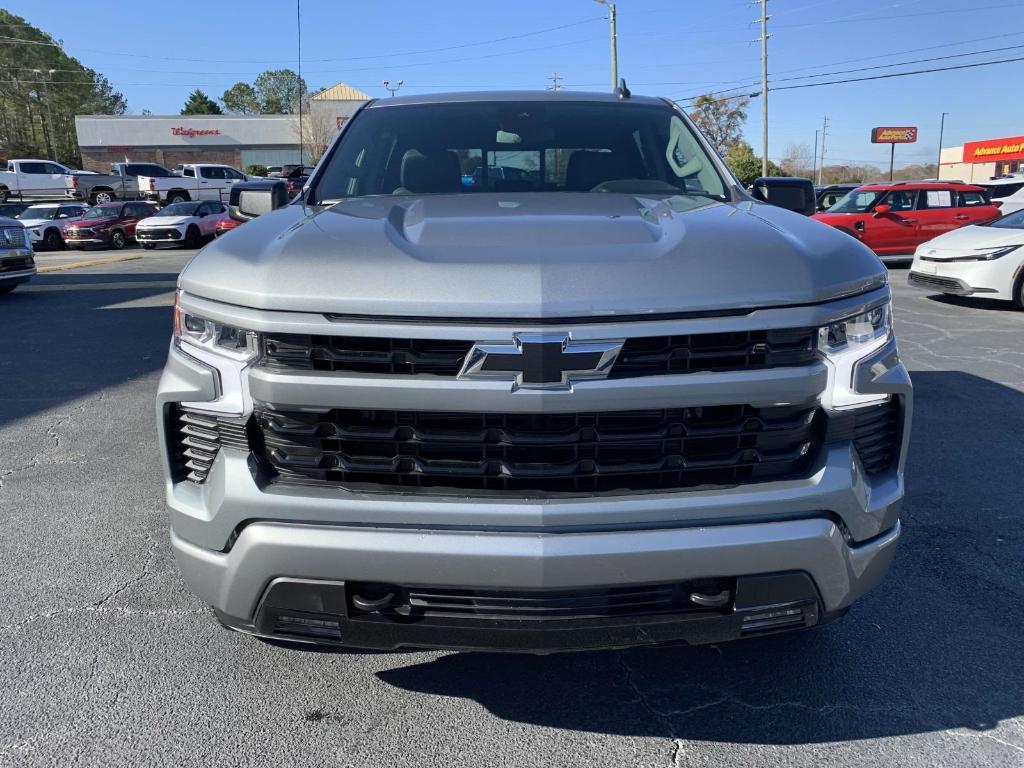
157, 90, 911, 653
68, 162, 176, 205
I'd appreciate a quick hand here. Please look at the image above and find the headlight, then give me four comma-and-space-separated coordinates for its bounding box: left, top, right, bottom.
818, 301, 892, 409
173, 290, 259, 361
940, 245, 1020, 262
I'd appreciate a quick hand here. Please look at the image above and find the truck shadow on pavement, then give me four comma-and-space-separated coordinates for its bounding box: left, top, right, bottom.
0, 272, 178, 430
377, 371, 1024, 746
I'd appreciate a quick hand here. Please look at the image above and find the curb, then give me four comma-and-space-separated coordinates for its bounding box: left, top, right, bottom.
36, 253, 142, 273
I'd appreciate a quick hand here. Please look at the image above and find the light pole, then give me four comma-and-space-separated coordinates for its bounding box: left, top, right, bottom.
383, 80, 404, 98
758, 0, 769, 177
936, 112, 949, 180
32, 68, 57, 160
812, 129, 819, 183
594, 0, 618, 91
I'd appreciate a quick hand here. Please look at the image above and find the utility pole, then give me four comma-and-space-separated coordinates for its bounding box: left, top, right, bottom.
32, 68, 56, 161
812, 129, 819, 182
595, 0, 618, 91
758, 0, 770, 177
818, 116, 829, 185
936, 112, 949, 180
383, 80, 404, 97
296, 0, 304, 165
546, 72, 563, 91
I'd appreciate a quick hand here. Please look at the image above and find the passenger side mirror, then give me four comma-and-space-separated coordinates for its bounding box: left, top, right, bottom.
228, 180, 289, 222
873, 203, 892, 217
749, 176, 816, 216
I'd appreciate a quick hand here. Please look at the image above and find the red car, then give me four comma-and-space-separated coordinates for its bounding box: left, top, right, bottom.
812, 181, 1001, 263
215, 217, 242, 237
64, 201, 158, 250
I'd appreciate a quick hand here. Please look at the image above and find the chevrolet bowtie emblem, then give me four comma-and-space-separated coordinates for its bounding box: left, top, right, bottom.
458, 333, 624, 390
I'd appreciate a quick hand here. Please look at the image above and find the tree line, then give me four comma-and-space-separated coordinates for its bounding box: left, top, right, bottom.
0, 10, 126, 167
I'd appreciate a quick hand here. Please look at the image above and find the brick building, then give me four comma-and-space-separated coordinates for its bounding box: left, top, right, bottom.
74, 83, 369, 172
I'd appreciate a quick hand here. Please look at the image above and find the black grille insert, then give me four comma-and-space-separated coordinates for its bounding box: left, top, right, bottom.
348, 580, 734, 621
851, 399, 900, 475
0, 256, 33, 273
261, 327, 819, 378
255, 403, 824, 494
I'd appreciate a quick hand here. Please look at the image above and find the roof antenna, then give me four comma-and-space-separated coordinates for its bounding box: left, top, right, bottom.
616, 78, 631, 100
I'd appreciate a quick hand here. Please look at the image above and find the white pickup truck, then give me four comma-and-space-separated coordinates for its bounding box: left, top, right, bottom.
137, 163, 251, 205
0, 159, 76, 202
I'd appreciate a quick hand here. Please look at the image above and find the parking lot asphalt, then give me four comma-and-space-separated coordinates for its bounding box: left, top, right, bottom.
0, 252, 1022, 768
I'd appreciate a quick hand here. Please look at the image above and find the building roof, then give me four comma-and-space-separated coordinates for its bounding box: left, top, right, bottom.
312, 83, 372, 101
368, 90, 667, 108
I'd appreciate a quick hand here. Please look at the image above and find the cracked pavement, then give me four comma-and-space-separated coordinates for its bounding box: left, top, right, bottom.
0, 255, 1022, 767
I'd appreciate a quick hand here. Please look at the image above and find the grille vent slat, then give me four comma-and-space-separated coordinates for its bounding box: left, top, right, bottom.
852, 400, 900, 475
168, 406, 252, 484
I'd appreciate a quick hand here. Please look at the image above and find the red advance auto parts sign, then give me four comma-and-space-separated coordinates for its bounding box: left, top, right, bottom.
871, 127, 918, 144
962, 135, 1024, 164
171, 127, 221, 138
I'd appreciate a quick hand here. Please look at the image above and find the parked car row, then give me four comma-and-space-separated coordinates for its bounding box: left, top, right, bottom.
0, 158, 259, 206
0, 199, 234, 252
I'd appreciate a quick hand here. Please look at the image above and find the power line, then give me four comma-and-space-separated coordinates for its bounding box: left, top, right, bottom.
772, 54, 1024, 92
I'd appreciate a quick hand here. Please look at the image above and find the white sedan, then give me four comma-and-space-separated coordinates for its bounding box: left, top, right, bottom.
136, 201, 230, 249
909, 208, 1024, 309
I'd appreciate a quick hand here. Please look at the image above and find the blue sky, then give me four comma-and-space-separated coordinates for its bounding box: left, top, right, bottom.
6, 0, 1024, 170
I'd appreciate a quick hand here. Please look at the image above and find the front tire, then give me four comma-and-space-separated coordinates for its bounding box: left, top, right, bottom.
183, 225, 200, 249
43, 228, 63, 251
109, 230, 126, 250
141, 243, 156, 250
0, 283, 17, 295
91, 190, 115, 205
0, 188, 8, 203
1013, 271, 1024, 311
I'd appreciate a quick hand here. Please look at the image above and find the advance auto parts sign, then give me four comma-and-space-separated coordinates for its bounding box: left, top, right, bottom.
962, 135, 1024, 164
871, 127, 918, 144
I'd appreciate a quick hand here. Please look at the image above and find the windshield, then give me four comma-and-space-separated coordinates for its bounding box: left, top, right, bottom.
158, 202, 200, 217
828, 189, 884, 213
19, 205, 59, 220
83, 206, 119, 219
989, 209, 1024, 229
312, 100, 729, 203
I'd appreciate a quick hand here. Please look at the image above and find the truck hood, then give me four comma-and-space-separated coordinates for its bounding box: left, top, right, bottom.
180, 192, 886, 318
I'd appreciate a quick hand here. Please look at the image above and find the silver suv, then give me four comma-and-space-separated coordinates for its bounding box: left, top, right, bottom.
157, 92, 911, 652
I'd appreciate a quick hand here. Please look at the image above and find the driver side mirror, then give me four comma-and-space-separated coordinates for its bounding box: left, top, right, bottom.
873, 203, 892, 217
228, 180, 289, 222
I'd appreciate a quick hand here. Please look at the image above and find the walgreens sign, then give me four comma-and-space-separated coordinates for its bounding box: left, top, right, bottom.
171, 127, 222, 138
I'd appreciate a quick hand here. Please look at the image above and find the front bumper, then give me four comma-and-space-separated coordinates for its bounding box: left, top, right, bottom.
0, 249, 35, 284
179, 520, 898, 651
909, 253, 1020, 301
137, 228, 184, 242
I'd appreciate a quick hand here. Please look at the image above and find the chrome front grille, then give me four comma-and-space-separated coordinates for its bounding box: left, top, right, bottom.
0, 226, 26, 249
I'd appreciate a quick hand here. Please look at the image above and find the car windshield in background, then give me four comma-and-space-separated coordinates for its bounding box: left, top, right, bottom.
829, 189, 883, 213
20, 206, 58, 220
989, 209, 1024, 229
83, 206, 119, 219
159, 202, 201, 217
312, 100, 729, 203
